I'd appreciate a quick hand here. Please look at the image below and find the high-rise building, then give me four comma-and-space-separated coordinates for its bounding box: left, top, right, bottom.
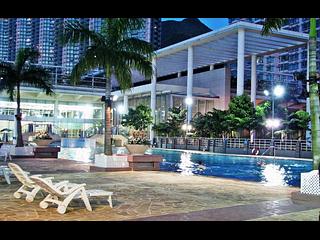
0, 18, 162, 73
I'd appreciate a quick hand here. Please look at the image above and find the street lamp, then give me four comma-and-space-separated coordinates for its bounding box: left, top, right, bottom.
182, 123, 192, 136
114, 104, 125, 135
264, 84, 285, 154
185, 97, 193, 106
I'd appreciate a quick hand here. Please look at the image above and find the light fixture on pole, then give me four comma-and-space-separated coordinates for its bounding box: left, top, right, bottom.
117, 104, 125, 115
264, 84, 285, 156
185, 97, 193, 106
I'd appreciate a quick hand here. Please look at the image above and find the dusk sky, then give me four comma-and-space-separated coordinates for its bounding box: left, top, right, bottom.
161, 18, 229, 30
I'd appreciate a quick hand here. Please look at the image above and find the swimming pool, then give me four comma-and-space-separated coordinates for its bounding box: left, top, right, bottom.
147, 149, 313, 187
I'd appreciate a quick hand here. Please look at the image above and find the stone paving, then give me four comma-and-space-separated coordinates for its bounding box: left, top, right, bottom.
0, 158, 319, 221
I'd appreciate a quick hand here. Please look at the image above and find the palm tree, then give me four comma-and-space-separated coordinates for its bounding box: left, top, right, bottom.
61, 18, 154, 155
262, 18, 320, 169
0, 48, 54, 147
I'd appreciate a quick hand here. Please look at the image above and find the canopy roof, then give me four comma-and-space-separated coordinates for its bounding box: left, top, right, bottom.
154, 21, 309, 77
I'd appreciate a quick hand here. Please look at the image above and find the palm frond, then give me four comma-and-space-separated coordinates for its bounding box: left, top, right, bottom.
261, 18, 287, 36
69, 45, 113, 84
116, 51, 153, 79
118, 37, 156, 56
113, 63, 133, 92
61, 20, 105, 46
21, 65, 54, 96
15, 48, 40, 73
0, 61, 17, 101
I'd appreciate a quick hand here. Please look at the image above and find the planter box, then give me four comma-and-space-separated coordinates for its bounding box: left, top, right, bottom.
34, 147, 60, 158
125, 144, 150, 155
34, 139, 53, 146
127, 154, 162, 171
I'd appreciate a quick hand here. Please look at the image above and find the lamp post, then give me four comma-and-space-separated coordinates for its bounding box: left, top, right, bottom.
264, 84, 285, 155
185, 96, 193, 124
116, 104, 125, 135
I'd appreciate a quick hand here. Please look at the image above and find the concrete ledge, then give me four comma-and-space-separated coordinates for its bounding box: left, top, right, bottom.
34, 147, 60, 158
127, 154, 162, 171
291, 191, 320, 206
90, 166, 131, 172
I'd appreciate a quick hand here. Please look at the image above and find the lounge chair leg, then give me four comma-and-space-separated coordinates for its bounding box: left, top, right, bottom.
108, 195, 113, 208
59, 188, 83, 214
26, 186, 41, 202
80, 188, 92, 212
14, 185, 26, 199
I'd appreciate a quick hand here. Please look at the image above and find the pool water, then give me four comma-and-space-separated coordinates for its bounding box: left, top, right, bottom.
147, 149, 313, 187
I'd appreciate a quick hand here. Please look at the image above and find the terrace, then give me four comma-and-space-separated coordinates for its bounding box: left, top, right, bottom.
1, 157, 319, 221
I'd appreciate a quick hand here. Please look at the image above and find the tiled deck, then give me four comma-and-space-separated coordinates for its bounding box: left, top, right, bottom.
0, 158, 319, 221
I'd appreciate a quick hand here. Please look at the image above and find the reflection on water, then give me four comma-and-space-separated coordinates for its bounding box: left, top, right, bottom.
261, 164, 287, 186
151, 149, 313, 187
177, 152, 195, 176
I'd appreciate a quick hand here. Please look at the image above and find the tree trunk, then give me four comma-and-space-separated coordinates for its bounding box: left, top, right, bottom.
104, 68, 112, 156
309, 18, 320, 170
15, 85, 24, 147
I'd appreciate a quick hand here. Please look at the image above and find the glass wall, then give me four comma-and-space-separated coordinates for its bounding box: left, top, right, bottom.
0, 98, 103, 138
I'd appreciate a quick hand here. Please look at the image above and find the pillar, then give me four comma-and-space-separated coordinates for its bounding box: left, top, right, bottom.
250, 55, 257, 107
150, 58, 157, 141
237, 28, 245, 96
123, 94, 128, 115
250, 55, 257, 142
187, 46, 194, 124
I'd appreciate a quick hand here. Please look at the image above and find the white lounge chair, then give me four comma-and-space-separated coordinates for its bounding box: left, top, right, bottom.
8, 163, 54, 202
30, 176, 113, 214
0, 144, 13, 162
0, 166, 12, 184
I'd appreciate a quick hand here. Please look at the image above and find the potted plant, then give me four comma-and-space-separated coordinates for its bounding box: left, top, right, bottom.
121, 105, 153, 154
34, 131, 53, 146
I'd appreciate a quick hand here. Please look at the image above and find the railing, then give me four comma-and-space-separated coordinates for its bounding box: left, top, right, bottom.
4, 61, 107, 90
155, 137, 312, 158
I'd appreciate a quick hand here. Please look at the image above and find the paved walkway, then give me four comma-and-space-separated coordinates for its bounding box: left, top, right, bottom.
133, 199, 320, 221
1, 158, 319, 221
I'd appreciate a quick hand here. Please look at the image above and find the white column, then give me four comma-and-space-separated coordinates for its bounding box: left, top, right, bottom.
123, 94, 128, 115
150, 58, 157, 141
250, 55, 257, 142
306, 44, 311, 144
187, 46, 194, 124
237, 28, 245, 96
250, 55, 257, 107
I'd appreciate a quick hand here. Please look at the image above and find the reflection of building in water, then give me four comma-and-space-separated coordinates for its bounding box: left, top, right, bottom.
261, 164, 287, 186
177, 152, 194, 176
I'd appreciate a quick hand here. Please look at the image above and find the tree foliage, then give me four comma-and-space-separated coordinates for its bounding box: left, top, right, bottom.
0, 48, 53, 147
153, 106, 187, 137
121, 105, 153, 131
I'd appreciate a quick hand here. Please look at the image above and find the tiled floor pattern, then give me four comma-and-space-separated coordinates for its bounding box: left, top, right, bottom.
0, 158, 319, 221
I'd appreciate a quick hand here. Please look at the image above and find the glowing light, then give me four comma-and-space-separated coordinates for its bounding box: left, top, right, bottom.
112, 95, 119, 101
182, 124, 192, 131
185, 97, 193, 106
273, 85, 285, 97
263, 90, 269, 96
117, 105, 125, 114
266, 118, 281, 129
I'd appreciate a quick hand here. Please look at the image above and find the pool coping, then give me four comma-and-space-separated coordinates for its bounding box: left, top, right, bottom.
150, 148, 313, 162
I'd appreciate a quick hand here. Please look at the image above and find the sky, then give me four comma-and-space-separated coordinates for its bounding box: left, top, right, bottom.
161, 18, 229, 31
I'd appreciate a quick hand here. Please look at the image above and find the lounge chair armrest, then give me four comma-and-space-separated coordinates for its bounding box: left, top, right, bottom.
30, 174, 42, 177
65, 183, 86, 195
54, 181, 70, 189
